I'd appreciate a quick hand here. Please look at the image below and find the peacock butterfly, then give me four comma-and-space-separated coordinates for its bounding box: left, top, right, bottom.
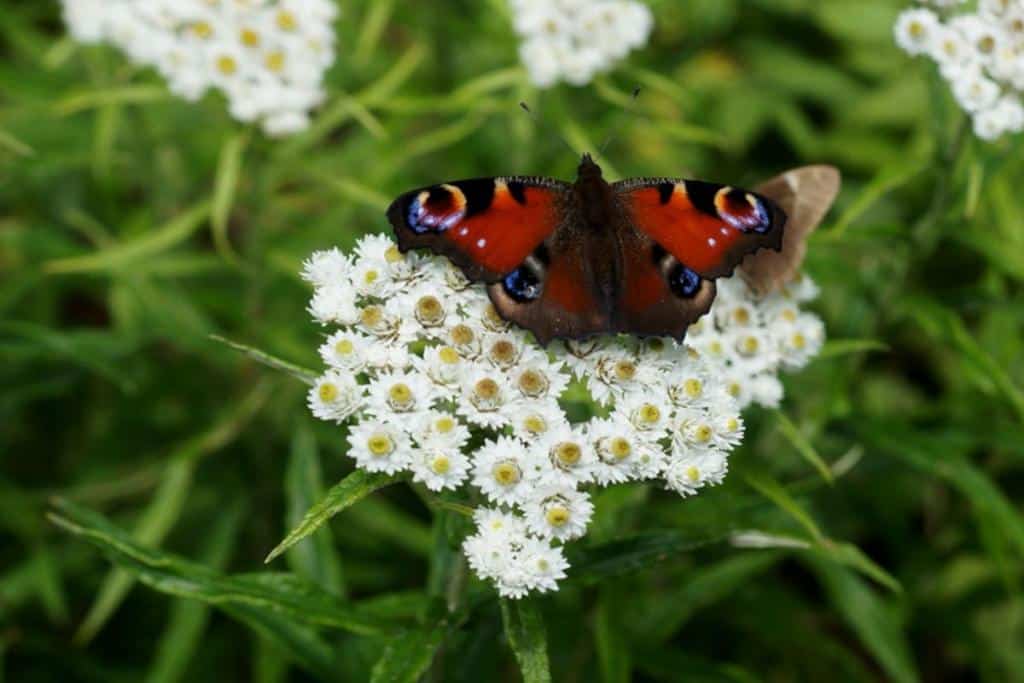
387, 154, 824, 345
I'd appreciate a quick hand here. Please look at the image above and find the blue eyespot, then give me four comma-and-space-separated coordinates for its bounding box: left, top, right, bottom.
503, 267, 541, 303
669, 264, 702, 299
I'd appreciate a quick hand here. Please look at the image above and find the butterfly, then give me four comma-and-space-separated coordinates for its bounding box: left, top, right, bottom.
387, 154, 839, 345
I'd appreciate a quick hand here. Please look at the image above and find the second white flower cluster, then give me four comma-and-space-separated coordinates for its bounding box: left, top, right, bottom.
509, 0, 653, 88
60, 0, 338, 136
896, 0, 1024, 140
300, 234, 824, 598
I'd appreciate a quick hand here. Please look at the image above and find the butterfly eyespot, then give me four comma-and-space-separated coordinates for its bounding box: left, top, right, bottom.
668, 264, 702, 299
502, 266, 542, 303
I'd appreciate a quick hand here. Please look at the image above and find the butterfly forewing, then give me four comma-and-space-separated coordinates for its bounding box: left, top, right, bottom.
387, 176, 570, 282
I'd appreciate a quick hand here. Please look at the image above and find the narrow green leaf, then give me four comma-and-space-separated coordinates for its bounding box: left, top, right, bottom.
775, 411, 833, 484
50, 499, 394, 637
370, 619, 447, 683
285, 427, 345, 596
44, 201, 212, 275
501, 598, 552, 683
595, 589, 631, 683
210, 334, 318, 385
571, 530, 725, 582
211, 131, 249, 263
0, 126, 34, 157
807, 559, 919, 683
354, 0, 395, 64
812, 541, 902, 594
827, 159, 927, 238
741, 471, 824, 542
817, 339, 890, 359
55, 85, 170, 115
145, 504, 246, 683
266, 470, 406, 563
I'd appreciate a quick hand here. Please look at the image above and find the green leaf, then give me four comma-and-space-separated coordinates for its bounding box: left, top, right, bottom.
775, 411, 833, 484
145, 503, 246, 683
595, 589, 631, 683
210, 335, 318, 385
817, 339, 890, 359
806, 559, 919, 683
741, 470, 823, 542
266, 470, 406, 564
285, 426, 345, 596
50, 499, 395, 638
370, 619, 447, 683
571, 531, 725, 582
44, 201, 212, 275
210, 131, 249, 264
54, 85, 170, 115
501, 598, 551, 683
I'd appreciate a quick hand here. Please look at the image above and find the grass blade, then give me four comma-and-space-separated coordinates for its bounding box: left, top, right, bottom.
211, 131, 249, 264
501, 598, 551, 683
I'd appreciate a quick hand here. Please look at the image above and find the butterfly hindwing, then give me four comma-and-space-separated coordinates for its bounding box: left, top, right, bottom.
614, 178, 787, 279
387, 176, 569, 282
740, 166, 840, 294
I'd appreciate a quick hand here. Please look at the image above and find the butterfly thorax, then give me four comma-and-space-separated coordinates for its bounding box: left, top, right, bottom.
573, 154, 618, 232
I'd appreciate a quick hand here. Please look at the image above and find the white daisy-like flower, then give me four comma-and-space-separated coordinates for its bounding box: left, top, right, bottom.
347, 420, 413, 474
319, 330, 371, 373
457, 366, 516, 429
307, 371, 360, 424
410, 447, 470, 491
895, 8, 941, 55
523, 483, 594, 542
366, 370, 436, 419
509, 0, 653, 88
300, 234, 826, 598
60, 0, 338, 135
472, 436, 539, 506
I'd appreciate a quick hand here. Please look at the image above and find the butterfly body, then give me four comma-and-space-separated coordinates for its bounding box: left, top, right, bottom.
388, 154, 791, 344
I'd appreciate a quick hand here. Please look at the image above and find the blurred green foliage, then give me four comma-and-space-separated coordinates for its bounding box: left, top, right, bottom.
2, 0, 1024, 681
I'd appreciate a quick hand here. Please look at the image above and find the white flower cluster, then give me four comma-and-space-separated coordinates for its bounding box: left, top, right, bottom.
301, 235, 824, 598
60, 0, 338, 136
509, 0, 654, 88
895, 0, 1024, 140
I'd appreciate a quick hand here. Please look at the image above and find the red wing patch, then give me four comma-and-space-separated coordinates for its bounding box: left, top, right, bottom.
617, 179, 786, 279
388, 177, 566, 281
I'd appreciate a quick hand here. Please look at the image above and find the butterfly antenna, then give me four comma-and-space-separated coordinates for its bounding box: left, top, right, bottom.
598, 87, 642, 157
519, 101, 578, 157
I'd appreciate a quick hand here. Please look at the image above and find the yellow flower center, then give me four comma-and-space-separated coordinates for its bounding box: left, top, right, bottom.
709, 341, 723, 355
483, 304, 506, 329
517, 369, 548, 397
909, 21, 925, 38
318, 383, 338, 402
216, 55, 238, 75
523, 415, 547, 435
782, 308, 797, 322
637, 404, 661, 425
265, 51, 285, 72
277, 10, 298, 30
384, 245, 404, 263
684, 378, 703, 398
450, 324, 475, 347
434, 416, 455, 434
414, 296, 444, 325
979, 36, 995, 54
360, 306, 383, 328
694, 425, 713, 443
489, 340, 517, 366
438, 346, 460, 364
387, 383, 414, 410
474, 378, 499, 401
733, 307, 751, 324
728, 382, 742, 397
430, 455, 451, 475
609, 437, 632, 460
193, 21, 213, 39
553, 442, 581, 467
335, 339, 354, 356
686, 466, 700, 482
740, 336, 760, 355
545, 506, 571, 528
726, 417, 739, 432
240, 28, 260, 47
614, 360, 636, 381
792, 333, 807, 350
368, 434, 394, 457
362, 269, 379, 285
492, 461, 521, 486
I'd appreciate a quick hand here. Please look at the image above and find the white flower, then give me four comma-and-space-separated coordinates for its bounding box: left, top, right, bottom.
366, 370, 436, 418
895, 8, 940, 56
308, 371, 360, 423
510, 0, 653, 88
300, 231, 826, 598
524, 483, 594, 541
472, 436, 539, 506
61, 0, 338, 135
347, 420, 413, 474
319, 330, 371, 373
410, 447, 470, 491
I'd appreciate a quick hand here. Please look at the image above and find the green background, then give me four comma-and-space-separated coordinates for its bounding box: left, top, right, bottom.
3, 0, 1024, 681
